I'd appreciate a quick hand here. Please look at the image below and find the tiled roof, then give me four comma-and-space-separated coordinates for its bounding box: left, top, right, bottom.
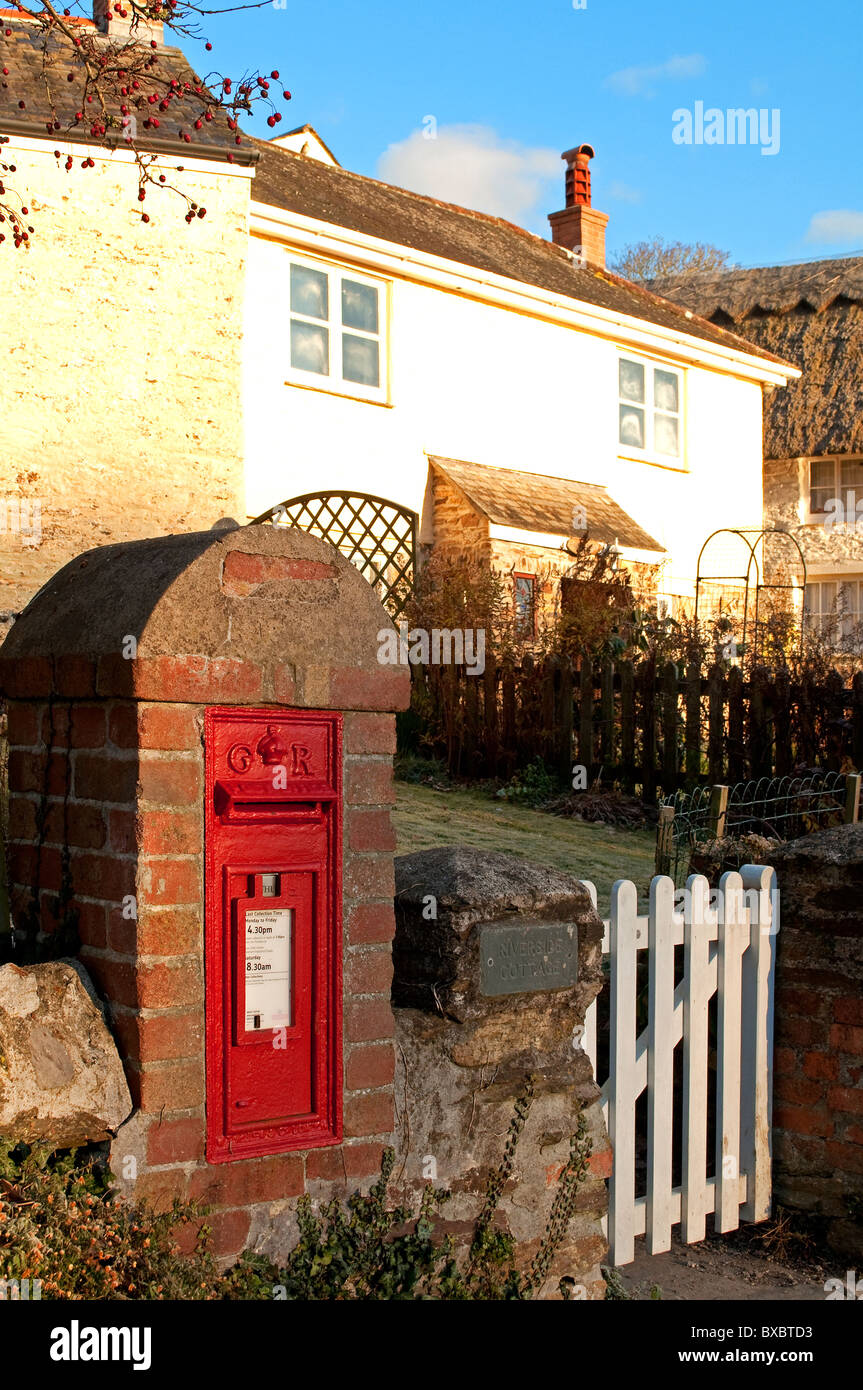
0, 16, 256, 164
429, 456, 665, 553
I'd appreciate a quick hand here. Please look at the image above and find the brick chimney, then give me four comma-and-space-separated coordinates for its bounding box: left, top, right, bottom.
93, 0, 164, 45
548, 144, 608, 269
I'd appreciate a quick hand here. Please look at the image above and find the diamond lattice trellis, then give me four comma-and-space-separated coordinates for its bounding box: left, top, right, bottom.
251, 492, 417, 619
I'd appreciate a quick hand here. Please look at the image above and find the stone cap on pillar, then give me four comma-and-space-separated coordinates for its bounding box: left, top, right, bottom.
0, 525, 410, 711
393, 846, 603, 1028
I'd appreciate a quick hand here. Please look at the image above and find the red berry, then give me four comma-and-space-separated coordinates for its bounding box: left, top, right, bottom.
20, 206, 27, 214
267, 116, 275, 128
18, 100, 25, 109
283, 90, 291, 100
205, 41, 212, 50
141, 213, 149, 223
271, 70, 279, 79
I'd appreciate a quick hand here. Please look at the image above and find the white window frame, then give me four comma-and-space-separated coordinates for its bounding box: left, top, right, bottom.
803, 575, 863, 643
617, 353, 685, 468
804, 456, 863, 529
286, 253, 389, 405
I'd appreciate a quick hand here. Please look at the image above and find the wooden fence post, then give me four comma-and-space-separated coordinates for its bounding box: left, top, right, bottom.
655, 803, 675, 876
845, 772, 862, 825
708, 784, 729, 840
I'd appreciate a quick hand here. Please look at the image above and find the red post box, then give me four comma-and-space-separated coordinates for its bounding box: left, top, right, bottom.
205, 707, 342, 1162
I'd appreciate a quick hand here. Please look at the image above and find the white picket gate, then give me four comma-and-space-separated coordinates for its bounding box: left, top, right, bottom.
582, 865, 777, 1267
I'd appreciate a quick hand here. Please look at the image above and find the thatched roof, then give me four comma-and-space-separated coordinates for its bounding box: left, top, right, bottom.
651, 258, 863, 459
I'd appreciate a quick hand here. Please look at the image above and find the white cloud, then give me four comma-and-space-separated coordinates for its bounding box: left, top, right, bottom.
604, 53, 706, 97
376, 124, 560, 226
805, 210, 863, 245
607, 180, 642, 204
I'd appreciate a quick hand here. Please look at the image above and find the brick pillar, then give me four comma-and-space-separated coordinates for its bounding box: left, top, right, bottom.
0, 525, 409, 1260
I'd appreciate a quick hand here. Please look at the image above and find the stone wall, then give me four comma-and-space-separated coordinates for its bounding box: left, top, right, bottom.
0, 141, 251, 623
392, 846, 610, 1298
763, 455, 863, 574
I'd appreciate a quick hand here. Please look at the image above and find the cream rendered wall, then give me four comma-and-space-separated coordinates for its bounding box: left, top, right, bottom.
243, 232, 766, 599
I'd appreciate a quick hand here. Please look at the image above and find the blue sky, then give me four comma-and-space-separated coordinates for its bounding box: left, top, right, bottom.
188, 0, 863, 268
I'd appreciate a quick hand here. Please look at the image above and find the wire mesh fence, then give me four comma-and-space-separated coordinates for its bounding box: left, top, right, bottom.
657, 769, 859, 887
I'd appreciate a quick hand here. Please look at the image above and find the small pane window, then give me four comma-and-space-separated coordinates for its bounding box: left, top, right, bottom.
343, 334, 379, 387
619, 405, 645, 449
618, 356, 682, 459
291, 264, 329, 320
287, 258, 387, 401
619, 359, 645, 402
809, 459, 835, 514
342, 279, 379, 333
291, 320, 329, 375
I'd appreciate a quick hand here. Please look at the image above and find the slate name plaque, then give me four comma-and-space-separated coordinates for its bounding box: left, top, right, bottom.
480, 922, 578, 997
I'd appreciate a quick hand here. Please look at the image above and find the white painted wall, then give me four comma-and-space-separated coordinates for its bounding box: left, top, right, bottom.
243, 231, 768, 599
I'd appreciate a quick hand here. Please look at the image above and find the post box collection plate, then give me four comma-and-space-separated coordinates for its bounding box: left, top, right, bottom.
479, 921, 578, 997
205, 708, 342, 1163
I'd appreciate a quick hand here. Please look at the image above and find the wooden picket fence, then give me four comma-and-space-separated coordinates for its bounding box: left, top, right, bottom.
414, 657, 863, 793
582, 865, 776, 1267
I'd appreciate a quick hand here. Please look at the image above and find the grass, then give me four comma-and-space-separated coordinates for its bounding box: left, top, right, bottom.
393, 782, 656, 911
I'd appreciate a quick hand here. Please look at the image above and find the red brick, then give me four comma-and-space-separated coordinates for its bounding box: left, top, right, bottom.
132, 1061, 205, 1113
803, 1052, 839, 1081
6, 702, 40, 746
75, 753, 137, 803
209, 1208, 251, 1258
345, 759, 395, 806
776, 988, 825, 1019
588, 1145, 614, 1180
136, 958, 202, 1010
138, 810, 201, 855
69, 705, 107, 749
344, 713, 396, 756
306, 1142, 384, 1182
347, 902, 396, 946
348, 808, 396, 852
54, 656, 97, 699
108, 809, 136, 853
132, 656, 262, 704
108, 703, 138, 749
824, 1140, 863, 1175
112, 1009, 203, 1064
776, 1017, 821, 1048
8, 795, 37, 841
827, 1085, 863, 1116
346, 949, 394, 996
345, 1091, 394, 1138
8, 843, 62, 892
273, 666, 296, 703
221, 550, 338, 594
835, 997, 863, 1027
138, 757, 201, 807
80, 954, 137, 1009
146, 1116, 205, 1166
345, 996, 394, 1044
773, 1047, 798, 1078
0, 655, 52, 699
132, 1168, 189, 1212
847, 1123, 863, 1146
109, 906, 201, 958
773, 1105, 834, 1138
305, 1148, 348, 1182
329, 667, 410, 712
47, 802, 106, 850
188, 1155, 304, 1208
344, 854, 395, 902
830, 1024, 863, 1056
774, 1076, 823, 1106
137, 704, 201, 752
71, 852, 136, 901
346, 1043, 395, 1091
76, 900, 108, 950
9, 749, 67, 797
139, 857, 200, 908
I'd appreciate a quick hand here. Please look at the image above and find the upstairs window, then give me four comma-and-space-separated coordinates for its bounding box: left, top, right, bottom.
618, 356, 682, 462
809, 458, 863, 522
288, 258, 388, 403
803, 577, 863, 643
